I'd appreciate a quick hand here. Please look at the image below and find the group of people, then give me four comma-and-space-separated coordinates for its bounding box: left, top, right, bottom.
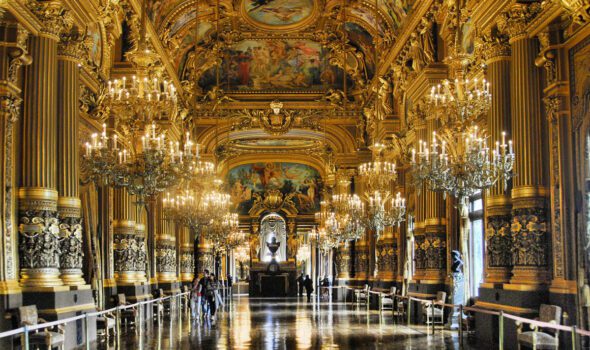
296, 273, 314, 302
190, 270, 224, 324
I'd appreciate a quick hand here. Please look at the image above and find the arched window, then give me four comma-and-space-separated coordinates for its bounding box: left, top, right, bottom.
469, 193, 484, 297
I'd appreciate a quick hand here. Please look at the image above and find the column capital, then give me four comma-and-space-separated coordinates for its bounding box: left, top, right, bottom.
480, 32, 511, 62
58, 27, 90, 62
497, 3, 542, 43
26, 0, 73, 39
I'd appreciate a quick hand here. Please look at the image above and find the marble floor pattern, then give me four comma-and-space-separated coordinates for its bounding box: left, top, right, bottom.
97, 297, 478, 350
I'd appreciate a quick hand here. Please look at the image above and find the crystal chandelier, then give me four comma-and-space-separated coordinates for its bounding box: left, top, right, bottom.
163, 187, 216, 231
203, 212, 238, 249
358, 143, 397, 192
311, 226, 339, 253
426, 78, 491, 124
296, 243, 311, 261
224, 228, 247, 252
234, 243, 250, 263
411, 125, 515, 203
330, 193, 365, 242
360, 191, 406, 233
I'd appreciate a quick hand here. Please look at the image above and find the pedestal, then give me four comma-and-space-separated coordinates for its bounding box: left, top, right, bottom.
446, 273, 464, 330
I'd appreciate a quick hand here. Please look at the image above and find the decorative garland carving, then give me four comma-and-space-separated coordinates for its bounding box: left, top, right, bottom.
510, 207, 549, 267
180, 249, 195, 273
58, 216, 83, 269
113, 234, 139, 272
230, 108, 323, 136
486, 214, 512, 268
18, 210, 61, 269
26, 0, 73, 38
156, 241, 177, 273
248, 189, 298, 216
376, 242, 396, 274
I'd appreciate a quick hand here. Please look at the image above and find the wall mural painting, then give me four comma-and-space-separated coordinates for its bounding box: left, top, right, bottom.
380, 0, 415, 30
243, 0, 314, 27
571, 38, 590, 127
199, 39, 343, 91
147, 0, 184, 30
461, 17, 475, 55
87, 22, 103, 68
228, 162, 321, 215
175, 22, 213, 73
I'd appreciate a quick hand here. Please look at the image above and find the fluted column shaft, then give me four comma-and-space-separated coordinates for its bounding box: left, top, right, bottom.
18, 32, 62, 287
56, 32, 85, 286
506, 14, 550, 286
423, 118, 446, 283
483, 36, 513, 285
413, 121, 428, 281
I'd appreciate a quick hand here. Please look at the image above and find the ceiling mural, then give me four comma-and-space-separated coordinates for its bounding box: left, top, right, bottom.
242, 0, 316, 29
198, 39, 343, 92
227, 162, 321, 215
345, 22, 376, 76
148, 0, 185, 30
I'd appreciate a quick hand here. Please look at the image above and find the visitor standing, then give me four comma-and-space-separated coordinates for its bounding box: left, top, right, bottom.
190, 276, 200, 319
304, 275, 313, 302
297, 273, 305, 297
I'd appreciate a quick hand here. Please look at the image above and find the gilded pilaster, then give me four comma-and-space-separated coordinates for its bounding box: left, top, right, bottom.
499, 3, 551, 287
18, 2, 72, 288
56, 27, 87, 286
198, 238, 214, 274
481, 31, 513, 285
413, 119, 428, 281
0, 22, 28, 293
335, 243, 351, 279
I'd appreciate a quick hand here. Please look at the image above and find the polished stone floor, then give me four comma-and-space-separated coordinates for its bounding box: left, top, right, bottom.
98, 297, 476, 349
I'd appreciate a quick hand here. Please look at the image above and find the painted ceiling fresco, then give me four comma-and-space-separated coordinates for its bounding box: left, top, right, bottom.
227, 162, 321, 215
243, 0, 315, 28
198, 39, 344, 92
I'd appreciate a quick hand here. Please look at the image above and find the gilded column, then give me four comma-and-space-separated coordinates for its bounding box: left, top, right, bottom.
335, 243, 351, 279
0, 23, 29, 293
424, 117, 447, 285
353, 175, 369, 281
499, 3, 550, 287
156, 200, 176, 283
18, 2, 72, 288
56, 27, 87, 286
412, 119, 428, 282
179, 226, 194, 282
134, 206, 147, 283
113, 188, 137, 284
198, 236, 214, 274
481, 30, 513, 285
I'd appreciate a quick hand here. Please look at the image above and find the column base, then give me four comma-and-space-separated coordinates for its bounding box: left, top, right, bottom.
20, 268, 63, 287
156, 272, 177, 283
509, 266, 551, 286
60, 269, 85, 286
115, 271, 139, 285
180, 272, 194, 283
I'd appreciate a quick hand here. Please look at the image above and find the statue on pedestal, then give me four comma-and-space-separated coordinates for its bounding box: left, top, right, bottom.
446, 250, 465, 330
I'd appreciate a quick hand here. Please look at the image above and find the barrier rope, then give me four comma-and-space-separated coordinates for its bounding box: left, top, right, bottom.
0, 291, 190, 340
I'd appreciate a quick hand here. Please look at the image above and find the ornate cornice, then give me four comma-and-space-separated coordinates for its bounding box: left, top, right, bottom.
479, 31, 511, 62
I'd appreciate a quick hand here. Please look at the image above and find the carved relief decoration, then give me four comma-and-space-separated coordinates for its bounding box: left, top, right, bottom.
156, 241, 176, 273
180, 249, 195, 273
58, 216, 83, 269
510, 208, 549, 267
18, 210, 61, 269
486, 214, 512, 268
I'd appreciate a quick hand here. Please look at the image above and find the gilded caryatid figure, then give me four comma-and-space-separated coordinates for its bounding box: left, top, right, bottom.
374, 76, 394, 120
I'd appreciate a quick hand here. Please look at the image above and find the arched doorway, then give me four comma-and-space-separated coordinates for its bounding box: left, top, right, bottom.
259, 213, 287, 262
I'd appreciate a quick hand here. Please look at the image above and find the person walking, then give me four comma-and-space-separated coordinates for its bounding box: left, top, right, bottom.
198, 269, 210, 319
296, 273, 305, 297
205, 273, 219, 323
190, 276, 200, 319
304, 275, 314, 302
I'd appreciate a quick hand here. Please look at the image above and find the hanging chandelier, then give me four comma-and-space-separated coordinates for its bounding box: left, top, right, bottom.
360, 191, 406, 233
411, 125, 515, 203
203, 212, 238, 249
296, 243, 311, 261
358, 143, 397, 192
234, 243, 250, 263
311, 226, 340, 253
224, 228, 247, 252
426, 78, 491, 125
330, 192, 365, 242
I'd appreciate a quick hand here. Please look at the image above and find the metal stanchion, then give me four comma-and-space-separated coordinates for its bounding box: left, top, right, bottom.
85, 313, 91, 350
431, 301, 435, 335
115, 305, 121, 347
572, 325, 578, 350
23, 325, 29, 350
407, 298, 411, 326
499, 311, 504, 350
458, 304, 464, 347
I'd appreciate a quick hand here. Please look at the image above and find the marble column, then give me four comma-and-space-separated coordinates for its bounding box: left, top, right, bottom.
56, 28, 86, 286
481, 30, 513, 286
500, 3, 551, 287
0, 22, 29, 294
18, 2, 72, 287
113, 188, 137, 284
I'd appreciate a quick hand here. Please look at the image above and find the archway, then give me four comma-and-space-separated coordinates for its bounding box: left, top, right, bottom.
259, 213, 287, 262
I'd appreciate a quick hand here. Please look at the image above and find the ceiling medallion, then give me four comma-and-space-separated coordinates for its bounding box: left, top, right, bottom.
240, 0, 318, 31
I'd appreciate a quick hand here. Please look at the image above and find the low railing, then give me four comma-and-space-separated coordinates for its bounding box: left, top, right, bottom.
335, 285, 590, 349
0, 291, 190, 350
